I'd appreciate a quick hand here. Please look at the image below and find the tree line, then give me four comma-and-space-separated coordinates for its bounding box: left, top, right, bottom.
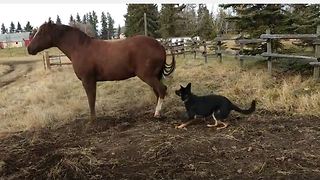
0, 10, 120, 40
124, 4, 320, 41
1, 21, 33, 34
67, 11, 119, 39
1, 4, 318, 43
124, 4, 219, 40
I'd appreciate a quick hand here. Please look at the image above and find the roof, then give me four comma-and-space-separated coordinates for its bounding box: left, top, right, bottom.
0, 32, 31, 42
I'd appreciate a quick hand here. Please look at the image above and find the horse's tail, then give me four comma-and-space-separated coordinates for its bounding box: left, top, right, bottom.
161, 48, 176, 78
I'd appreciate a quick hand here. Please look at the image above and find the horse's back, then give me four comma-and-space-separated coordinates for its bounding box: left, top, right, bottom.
126, 35, 166, 60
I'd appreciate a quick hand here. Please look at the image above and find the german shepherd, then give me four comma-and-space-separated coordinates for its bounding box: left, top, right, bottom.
175, 83, 256, 130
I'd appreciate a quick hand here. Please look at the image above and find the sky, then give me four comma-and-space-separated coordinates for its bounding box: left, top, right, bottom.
0, 3, 219, 30
0, 4, 128, 29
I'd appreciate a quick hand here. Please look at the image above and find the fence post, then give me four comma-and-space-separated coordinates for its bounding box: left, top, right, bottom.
193, 40, 197, 59
239, 43, 244, 67
182, 39, 185, 59
314, 25, 320, 80
266, 28, 272, 74
144, 13, 147, 36
203, 40, 207, 63
44, 51, 51, 70
217, 34, 222, 63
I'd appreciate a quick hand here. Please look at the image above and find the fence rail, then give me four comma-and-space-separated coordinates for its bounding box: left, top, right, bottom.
42, 51, 71, 70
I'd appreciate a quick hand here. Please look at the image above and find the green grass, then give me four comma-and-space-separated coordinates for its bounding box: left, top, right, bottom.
0, 47, 29, 57
0, 47, 63, 58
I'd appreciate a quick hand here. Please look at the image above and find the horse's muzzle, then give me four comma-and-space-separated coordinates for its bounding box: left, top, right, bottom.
27, 46, 37, 55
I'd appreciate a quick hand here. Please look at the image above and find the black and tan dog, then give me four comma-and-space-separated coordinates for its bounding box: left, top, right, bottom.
175, 83, 256, 130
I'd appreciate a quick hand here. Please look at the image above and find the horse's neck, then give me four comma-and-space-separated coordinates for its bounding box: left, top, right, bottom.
55, 31, 89, 59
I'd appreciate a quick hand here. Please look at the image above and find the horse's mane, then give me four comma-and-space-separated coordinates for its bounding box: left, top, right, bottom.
56, 24, 92, 44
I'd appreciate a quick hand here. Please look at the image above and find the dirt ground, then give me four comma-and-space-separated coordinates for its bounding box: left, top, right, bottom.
1, 107, 320, 179
1, 58, 320, 179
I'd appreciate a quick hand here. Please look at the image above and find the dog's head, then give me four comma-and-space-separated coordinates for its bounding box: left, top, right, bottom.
175, 83, 192, 102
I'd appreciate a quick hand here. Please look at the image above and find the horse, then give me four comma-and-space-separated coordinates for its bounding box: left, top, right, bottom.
27, 21, 175, 121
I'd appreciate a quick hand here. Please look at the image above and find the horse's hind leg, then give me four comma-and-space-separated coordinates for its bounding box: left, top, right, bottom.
141, 77, 167, 118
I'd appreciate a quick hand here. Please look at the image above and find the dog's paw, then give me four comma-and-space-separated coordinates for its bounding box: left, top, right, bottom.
175, 124, 187, 130
206, 124, 216, 128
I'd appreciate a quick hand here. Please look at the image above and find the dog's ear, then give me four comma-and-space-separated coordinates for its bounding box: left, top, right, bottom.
186, 83, 191, 90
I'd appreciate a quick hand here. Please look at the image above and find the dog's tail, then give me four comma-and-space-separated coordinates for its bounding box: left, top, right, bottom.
232, 100, 256, 115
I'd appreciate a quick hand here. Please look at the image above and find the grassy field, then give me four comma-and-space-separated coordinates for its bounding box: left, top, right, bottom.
0, 47, 29, 57
0, 54, 320, 134
2, 53, 320, 179
0, 47, 63, 58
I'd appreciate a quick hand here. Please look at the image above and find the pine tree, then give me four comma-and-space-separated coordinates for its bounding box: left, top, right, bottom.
87, 11, 98, 37
48, 17, 52, 23
1, 23, 7, 34
124, 4, 160, 37
69, 15, 75, 25
24, 21, 33, 32
82, 14, 88, 24
76, 13, 81, 23
56, 15, 62, 25
289, 4, 320, 34
159, 4, 185, 38
16, 22, 22, 32
100, 12, 108, 39
221, 4, 289, 37
220, 4, 291, 53
196, 4, 215, 40
92, 11, 99, 37
107, 12, 115, 39
9, 22, 15, 33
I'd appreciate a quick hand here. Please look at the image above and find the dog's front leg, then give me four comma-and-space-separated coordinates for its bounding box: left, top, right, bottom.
175, 113, 197, 129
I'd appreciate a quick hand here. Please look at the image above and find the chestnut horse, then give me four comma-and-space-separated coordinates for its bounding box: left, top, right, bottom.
27, 21, 175, 121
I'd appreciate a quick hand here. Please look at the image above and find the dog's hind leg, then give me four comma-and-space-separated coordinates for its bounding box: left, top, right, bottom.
207, 113, 219, 127
207, 111, 229, 130
216, 122, 228, 130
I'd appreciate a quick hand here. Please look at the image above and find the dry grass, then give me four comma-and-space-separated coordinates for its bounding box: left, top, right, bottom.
1, 54, 320, 134
0, 64, 11, 76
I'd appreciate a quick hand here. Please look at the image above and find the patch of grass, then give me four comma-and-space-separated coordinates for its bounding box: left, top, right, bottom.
1, 54, 320, 134
0, 47, 28, 57
0, 47, 62, 58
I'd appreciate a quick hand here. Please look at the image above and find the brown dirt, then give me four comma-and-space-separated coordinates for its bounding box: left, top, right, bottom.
0, 59, 38, 88
1, 107, 320, 179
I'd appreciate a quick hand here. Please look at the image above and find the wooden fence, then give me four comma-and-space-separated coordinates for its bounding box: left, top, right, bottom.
164, 26, 320, 80
162, 39, 222, 63
42, 51, 71, 70
235, 26, 320, 79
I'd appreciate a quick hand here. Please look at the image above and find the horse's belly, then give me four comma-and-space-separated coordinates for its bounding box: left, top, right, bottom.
96, 71, 136, 81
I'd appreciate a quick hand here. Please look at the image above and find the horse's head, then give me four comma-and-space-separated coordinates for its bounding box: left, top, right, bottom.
27, 21, 56, 55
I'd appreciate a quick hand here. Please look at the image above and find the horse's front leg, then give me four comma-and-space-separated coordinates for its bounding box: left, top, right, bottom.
82, 78, 97, 121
